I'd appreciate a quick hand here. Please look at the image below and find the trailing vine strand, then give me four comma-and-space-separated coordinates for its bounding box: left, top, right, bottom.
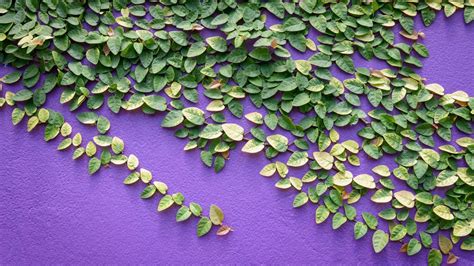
0, 0, 473, 265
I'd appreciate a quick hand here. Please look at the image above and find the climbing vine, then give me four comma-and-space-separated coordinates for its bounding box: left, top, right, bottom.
0, 0, 473, 264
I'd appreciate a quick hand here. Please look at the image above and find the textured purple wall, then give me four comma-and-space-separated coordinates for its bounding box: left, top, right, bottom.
1, 12, 474, 264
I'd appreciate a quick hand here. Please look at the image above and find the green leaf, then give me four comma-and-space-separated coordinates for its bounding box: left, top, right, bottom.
154, 181, 168, 195
222, 123, 244, 141
1, 71, 21, 84
407, 238, 422, 256
453, 220, 472, 237
354, 222, 368, 240
332, 171, 353, 187
141, 185, 157, 199
176, 206, 192, 222
295, 60, 311, 75
127, 154, 139, 171
353, 174, 376, 189
199, 124, 222, 139
419, 149, 440, 168
332, 212, 347, 229
209, 204, 224, 225
335, 56, 355, 74
197, 217, 212, 237
161, 110, 184, 128
249, 47, 271, 61
465, 6, 474, 24
372, 230, 389, 253
372, 165, 391, 177
76, 112, 99, 125
88, 157, 101, 175
428, 249, 442, 266
11, 108, 25, 125
157, 195, 174, 211
143, 95, 166, 111
206, 36, 227, 52
169, 31, 188, 46
315, 205, 330, 224
187, 42, 207, 57
182, 107, 205, 125
267, 134, 288, 152
362, 212, 378, 230
123, 172, 140, 185
140, 168, 152, 183
44, 124, 60, 142
292, 92, 311, 106
111, 137, 124, 154
390, 224, 407, 241
12, 89, 33, 101
96, 116, 110, 134
383, 133, 403, 151
394, 190, 415, 208
439, 235, 453, 254
286, 152, 309, 167
313, 152, 334, 170
283, 17, 306, 32
200, 151, 213, 167
293, 192, 308, 208
460, 237, 474, 251
242, 139, 264, 153
433, 205, 454, 220
190, 202, 202, 216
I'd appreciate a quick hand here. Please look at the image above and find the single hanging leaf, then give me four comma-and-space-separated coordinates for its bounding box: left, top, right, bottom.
419, 149, 440, 168
315, 205, 330, 224
222, 123, 244, 141
313, 152, 334, 170
372, 165, 391, 177
176, 206, 192, 222
293, 192, 308, 208
286, 151, 309, 167
394, 190, 415, 208
161, 110, 184, 128
241, 139, 264, 153
354, 222, 368, 240
372, 230, 389, 253
187, 42, 207, 57
197, 217, 212, 237
428, 249, 442, 266
267, 134, 289, 152
371, 189, 393, 203
182, 107, 205, 125
157, 195, 174, 211
333, 171, 353, 187
439, 235, 453, 254
407, 238, 422, 256
433, 205, 454, 220
209, 204, 224, 225
460, 237, 474, 251
76, 112, 99, 125
390, 224, 407, 241
141, 185, 157, 199
12, 89, 33, 102
332, 212, 347, 229
353, 174, 376, 189
259, 163, 276, 177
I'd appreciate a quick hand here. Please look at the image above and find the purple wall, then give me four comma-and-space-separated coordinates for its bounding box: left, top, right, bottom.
1, 11, 473, 265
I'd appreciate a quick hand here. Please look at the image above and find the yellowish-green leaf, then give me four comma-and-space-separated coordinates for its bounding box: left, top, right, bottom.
157, 195, 174, 211
394, 190, 415, 208
353, 174, 376, 189
313, 151, 334, 170
433, 205, 454, 220
209, 204, 224, 225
